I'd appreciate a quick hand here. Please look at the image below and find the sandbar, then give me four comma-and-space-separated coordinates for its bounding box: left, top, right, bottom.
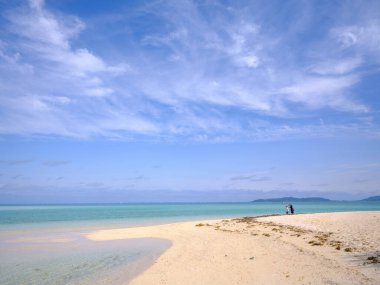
87, 211, 380, 284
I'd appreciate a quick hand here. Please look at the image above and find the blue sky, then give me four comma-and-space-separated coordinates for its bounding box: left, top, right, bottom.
0, 0, 379, 203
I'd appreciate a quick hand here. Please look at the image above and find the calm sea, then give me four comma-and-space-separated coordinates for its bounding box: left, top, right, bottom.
1, 202, 379, 285
1, 201, 380, 228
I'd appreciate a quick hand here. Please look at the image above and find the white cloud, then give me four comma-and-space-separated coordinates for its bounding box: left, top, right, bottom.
333, 26, 359, 48
5, 0, 125, 81
42, 96, 72, 105
84, 87, 114, 97
236, 55, 260, 68
331, 22, 380, 61
13, 0, 84, 49
0, 0, 378, 141
308, 57, 362, 75
280, 75, 368, 112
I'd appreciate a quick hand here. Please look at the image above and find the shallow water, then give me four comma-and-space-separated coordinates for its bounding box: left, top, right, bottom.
0, 229, 171, 285
0, 202, 379, 284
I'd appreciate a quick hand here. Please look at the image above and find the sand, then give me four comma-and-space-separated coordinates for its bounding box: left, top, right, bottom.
87, 211, 380, 285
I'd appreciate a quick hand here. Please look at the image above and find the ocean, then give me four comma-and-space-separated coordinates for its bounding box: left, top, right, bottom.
2, 201, 380, 228
1, 202, 379, 284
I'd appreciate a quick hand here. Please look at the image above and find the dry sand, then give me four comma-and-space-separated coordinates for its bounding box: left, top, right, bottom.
87, 211, 380, 285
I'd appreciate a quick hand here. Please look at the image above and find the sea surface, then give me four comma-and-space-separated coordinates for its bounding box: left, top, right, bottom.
1, 202, 379, 284
2, 201, 380, 228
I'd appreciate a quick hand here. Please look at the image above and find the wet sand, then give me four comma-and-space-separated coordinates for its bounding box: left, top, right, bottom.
87, 211, 380, 285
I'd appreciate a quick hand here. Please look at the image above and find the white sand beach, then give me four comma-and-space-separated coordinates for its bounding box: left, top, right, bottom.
87, 211, 380, 285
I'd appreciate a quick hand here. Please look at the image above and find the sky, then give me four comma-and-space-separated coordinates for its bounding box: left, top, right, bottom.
0, 0, 380, 203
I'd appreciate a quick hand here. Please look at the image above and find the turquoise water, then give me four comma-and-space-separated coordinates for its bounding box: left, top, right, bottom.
1, 202, 380, 227
0, 231, 171, 285
1, 202, 379, 284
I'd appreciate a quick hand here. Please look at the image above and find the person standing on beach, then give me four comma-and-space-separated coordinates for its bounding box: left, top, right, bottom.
289, 204, 295, 214
285, 204, 290, 214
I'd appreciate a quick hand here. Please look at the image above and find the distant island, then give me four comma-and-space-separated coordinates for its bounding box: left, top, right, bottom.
360, 196, 380, 202
251, 196, 380, 202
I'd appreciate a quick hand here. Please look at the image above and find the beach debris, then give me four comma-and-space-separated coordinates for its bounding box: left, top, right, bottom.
361, 254, 380, 265
308, 240, 323, 246
344, 248, 353, 252
329, 240, 343, 248
366, 256, 379, 264
249, 256, 255, 260
195, 223, 212, 227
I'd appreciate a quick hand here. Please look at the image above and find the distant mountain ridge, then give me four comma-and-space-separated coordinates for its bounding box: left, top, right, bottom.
252, 197, 331, 202
252, 196, 380, 202
360, 196, 380, 201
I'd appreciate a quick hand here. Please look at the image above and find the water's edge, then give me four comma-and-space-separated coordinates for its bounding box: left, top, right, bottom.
0, 226, 172, 285
1, 203, 380, 285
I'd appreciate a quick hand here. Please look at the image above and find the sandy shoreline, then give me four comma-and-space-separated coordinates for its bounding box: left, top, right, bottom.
87, 211, 380, 284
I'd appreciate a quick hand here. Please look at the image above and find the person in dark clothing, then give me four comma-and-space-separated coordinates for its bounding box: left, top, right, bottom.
289, 204, 295, 214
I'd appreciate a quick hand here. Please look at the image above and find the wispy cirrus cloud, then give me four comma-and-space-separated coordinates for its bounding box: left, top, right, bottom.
6, 0, 125, 77
85, 182, 105, 188
0, 0, 379, 141
280, 75, 367, 112
43, 160, 70, 167
231, 174, 272, 182
0, 159, 33, 165
352, 179, 369, 184
331, 22, 380, 61
307, 57, 362, 75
